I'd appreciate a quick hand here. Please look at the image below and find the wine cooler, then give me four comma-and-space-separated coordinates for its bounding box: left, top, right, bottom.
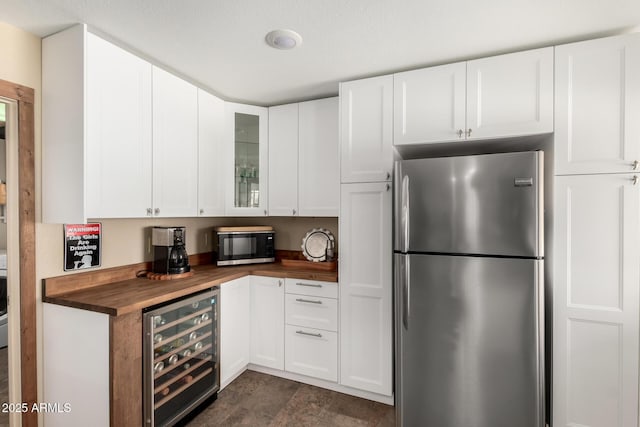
143, 288, 220, 426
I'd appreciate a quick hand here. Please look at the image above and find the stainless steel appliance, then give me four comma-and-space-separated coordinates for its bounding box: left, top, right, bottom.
143, 288, 220, 426
213, 226, 275, 266
152, 227, 190, 275
394, 151, 545, 427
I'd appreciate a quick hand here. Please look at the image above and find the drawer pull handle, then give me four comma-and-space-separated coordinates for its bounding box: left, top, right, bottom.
296, 298, 322, 305
296, 282, 322, 288
296, 330, 322, 338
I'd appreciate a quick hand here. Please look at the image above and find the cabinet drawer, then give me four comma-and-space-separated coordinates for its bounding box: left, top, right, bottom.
285, 294, 338, 332
285, 279, 338, 299
285, 325, 338, 382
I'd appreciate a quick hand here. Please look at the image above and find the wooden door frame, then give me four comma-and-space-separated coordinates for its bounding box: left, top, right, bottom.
0, 79, 36, 427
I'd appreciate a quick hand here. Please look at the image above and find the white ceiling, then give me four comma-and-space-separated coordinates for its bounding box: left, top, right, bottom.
1, 0, 640, 106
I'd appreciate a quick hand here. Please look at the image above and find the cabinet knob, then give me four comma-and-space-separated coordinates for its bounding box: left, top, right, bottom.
154, 208, 160, 215
466, 128, 472, 138
199, 209, 204, 215
264, 210, 268, 216
457, 129, 464, 138
292, 209, 296, 216
386, 183, 390, 192
633, 175, 638, 186
633, 160, 639, 170
278, 280, 282, 287
146, 208, 152, 216
386, 171, 391, 180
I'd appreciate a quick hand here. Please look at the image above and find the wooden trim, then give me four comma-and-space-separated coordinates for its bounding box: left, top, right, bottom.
0, 79, 37, 426
110, 311, 142, 427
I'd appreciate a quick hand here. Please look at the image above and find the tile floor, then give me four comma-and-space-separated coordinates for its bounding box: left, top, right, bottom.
185, 370, 395, 427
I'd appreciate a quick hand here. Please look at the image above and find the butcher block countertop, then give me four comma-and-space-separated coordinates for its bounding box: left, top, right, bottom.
43, 255, 338, 317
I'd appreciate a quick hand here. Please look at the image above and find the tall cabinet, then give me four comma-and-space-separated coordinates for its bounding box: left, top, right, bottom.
553, 33, 640, 427
339, 76, 394, 397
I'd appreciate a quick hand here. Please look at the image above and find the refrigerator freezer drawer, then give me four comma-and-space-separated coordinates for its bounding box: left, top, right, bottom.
395, 253, 544, 427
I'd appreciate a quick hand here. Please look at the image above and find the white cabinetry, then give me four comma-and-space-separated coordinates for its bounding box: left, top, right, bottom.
152, 66, 199, 217
43, 24, 154, 223
268, 103, 299, 216
250, 276, 284, 370
340, 76, 393, 183
394, 47, 553, 145
339, 182, 393, 396
225, 103, 269, 216
269, 97, 339, 216
220, 276, 250, 389
284, 278, 338, 382
553, 174, 639, 427
555, 34, 640, 175
197, 89, 226, 216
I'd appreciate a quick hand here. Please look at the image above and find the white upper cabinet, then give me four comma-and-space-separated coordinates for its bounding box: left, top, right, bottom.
393, 47, 553, 145
152, 66, 199, 217
298, 97, 340, 216
555, 33, 640, 175
268, 103, 299, 216
553, 173, 640, 427
268, 97, 339, 217
198, 89, 226, 216
394, 62, 466, 144
340, 76, 394, 183
225, 103, 269, 216
43, 25, 154, 223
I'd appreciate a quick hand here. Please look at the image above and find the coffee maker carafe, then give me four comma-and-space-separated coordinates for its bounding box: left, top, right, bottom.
152, 226, 191, 275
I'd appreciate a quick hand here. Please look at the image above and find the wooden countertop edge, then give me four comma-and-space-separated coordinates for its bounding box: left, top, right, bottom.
43, 263, 338, 316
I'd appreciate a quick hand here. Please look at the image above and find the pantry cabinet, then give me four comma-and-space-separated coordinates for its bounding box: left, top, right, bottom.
553, 173, 640, 427
269, 98, 339, 216
225, 103, 269, 216
339, 182, 393, 396
555, 33, 640, 175
197, 89, 226, 216
152, 66, 199, 217
249, 276, 284, 370
393, 47, 553, 145
220, 276, 250, 389
340, 76, 394, 183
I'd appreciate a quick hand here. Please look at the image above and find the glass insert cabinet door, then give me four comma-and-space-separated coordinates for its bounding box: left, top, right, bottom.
225, 103, 269, 216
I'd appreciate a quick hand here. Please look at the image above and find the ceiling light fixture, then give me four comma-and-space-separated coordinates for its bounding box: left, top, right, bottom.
265, 29, 303, 50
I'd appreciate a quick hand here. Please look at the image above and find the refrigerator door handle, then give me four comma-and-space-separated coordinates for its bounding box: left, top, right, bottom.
403, 255, 411, 330
402, 174, 410, 252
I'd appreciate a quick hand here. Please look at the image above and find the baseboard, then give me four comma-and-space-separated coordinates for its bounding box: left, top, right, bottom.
247, 364, 395, 406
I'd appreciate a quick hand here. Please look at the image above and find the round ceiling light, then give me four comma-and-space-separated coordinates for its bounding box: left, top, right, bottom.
265, 29, 303, 50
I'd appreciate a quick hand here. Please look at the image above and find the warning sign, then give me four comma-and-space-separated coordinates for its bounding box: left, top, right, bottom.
64, 223, 102, 271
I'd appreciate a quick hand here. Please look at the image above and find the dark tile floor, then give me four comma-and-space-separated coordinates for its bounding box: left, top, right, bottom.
186, 371, 395, 426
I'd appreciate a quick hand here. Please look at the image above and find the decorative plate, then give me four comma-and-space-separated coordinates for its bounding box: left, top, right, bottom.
301, 228, 335, 262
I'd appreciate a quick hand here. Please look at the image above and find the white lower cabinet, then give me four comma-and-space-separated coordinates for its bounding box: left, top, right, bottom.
220, 276, 251, 389
284, 325, 338, 382
553, 173, 640, 427
250, 276, 285, 370
284, 278, 339, 382
339, 182, 393, 396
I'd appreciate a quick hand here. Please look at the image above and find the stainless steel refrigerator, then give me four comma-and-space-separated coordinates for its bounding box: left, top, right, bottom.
393, 151, 545, 427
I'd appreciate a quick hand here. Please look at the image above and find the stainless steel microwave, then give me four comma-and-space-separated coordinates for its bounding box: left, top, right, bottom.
213, 226, 275, 266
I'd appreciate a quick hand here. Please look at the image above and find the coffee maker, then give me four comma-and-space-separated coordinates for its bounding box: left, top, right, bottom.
152, 226, 191, 275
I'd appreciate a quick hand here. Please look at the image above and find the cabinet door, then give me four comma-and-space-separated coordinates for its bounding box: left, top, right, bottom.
466, 47, 553, 140
197, 89, 226, 216
340, 76, 393, 183
250, 276, 284, 370
285, 325, 338, 382
339, 182, 393, 395
298, 97, 340, 216
220, 277, 250, 389
268, 103, 299, 216
553, 174, 640, 427
225, 103, 269, 216
393, 63, 466, 145
555, 34, 640, 175
152, 66, 199, 217
86, 33, 152, 218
